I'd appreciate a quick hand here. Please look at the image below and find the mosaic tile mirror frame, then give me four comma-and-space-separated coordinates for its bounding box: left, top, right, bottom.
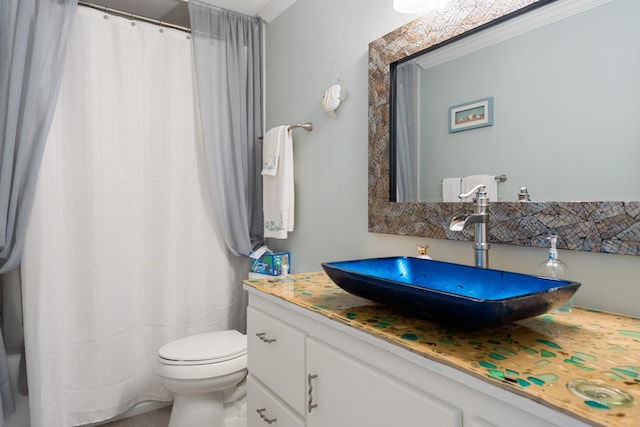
368, 0, 640, 255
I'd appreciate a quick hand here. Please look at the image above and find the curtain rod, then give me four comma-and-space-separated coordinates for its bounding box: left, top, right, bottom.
77, 1, 191, 33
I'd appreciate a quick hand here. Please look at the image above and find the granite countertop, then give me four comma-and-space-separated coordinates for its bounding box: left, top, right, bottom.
244, 271, 640, 427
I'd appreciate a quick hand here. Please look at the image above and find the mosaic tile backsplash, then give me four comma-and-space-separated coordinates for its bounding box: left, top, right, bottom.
245, 272, 640, 427
367, 0, 640, 255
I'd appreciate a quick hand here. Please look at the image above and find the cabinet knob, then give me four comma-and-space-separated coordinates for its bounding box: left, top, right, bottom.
308, 373, 318, 412
256, 408, 277, 424
255, 332, 277, 343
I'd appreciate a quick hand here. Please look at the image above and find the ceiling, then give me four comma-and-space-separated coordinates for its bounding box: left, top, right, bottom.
86, 0, 297, 28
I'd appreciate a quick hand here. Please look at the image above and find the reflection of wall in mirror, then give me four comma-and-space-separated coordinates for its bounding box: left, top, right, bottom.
394, 0, 640, 203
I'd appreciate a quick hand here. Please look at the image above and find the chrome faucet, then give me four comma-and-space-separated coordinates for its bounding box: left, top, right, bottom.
449, 184, 490, 269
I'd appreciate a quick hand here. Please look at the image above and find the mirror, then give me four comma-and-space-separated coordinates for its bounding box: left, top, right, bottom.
391, 0, 639, 202
368, 0, 640, 255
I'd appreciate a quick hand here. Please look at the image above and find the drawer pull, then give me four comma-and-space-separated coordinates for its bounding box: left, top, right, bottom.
255, 332, 277, 343
308, 373, 318, 412
256, 408, 277, 424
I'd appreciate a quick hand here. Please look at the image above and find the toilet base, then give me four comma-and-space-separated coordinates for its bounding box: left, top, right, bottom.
168, 391, 246, 427
169, 392, 220, 427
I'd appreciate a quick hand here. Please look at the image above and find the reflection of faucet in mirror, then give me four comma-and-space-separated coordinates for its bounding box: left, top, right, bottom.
449, 184, 489, 269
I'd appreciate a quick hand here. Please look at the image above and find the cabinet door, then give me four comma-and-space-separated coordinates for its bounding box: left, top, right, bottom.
306, 338, 462, 427
467, 418, 497, 427
247, 375, 305, 427
247, 306, 306, 416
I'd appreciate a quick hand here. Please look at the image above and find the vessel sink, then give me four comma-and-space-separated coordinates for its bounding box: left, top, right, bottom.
321, 257, 580, 329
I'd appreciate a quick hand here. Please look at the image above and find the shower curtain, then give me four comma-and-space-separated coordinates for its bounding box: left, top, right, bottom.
189, 1, 263, 257
21, 7, 248, 426
1, 0, 76, 421
395, 62, 420, 202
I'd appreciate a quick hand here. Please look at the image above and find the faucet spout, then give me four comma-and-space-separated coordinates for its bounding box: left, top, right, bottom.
448, 185, 490, 268
449, 215, 467, 232
449, 213, 488, 231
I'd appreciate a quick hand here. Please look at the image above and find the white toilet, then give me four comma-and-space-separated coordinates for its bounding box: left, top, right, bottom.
158, 330, 248, 427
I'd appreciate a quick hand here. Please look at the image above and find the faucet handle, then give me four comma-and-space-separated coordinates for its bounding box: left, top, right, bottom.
458, 184, 486, 200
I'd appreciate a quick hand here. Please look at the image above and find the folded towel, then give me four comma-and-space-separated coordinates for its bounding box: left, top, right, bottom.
462, 174, 498, 201
442, 178, 461, 202
262, 126, 294, 238
262, 126, 288, 176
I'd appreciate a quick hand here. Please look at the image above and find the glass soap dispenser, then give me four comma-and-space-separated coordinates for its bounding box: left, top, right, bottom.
538, 235, 571, 313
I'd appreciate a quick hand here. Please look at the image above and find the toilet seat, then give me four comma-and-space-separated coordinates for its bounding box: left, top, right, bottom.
159, 330, 247, 366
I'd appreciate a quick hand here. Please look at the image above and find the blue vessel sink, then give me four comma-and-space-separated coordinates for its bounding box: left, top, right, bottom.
321, 257, 580, 329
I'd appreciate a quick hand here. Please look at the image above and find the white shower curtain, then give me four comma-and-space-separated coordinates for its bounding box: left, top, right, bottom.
20, 7, 248, 426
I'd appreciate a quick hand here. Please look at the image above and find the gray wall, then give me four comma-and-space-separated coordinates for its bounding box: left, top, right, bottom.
264, 0, 640, 317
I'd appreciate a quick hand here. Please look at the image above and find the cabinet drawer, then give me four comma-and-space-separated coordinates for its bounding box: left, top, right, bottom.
247, 306, 306, 415
247, 375, 305, 427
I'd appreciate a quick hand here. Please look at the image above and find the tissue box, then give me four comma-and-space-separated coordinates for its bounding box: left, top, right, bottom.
250, 252, 290, 276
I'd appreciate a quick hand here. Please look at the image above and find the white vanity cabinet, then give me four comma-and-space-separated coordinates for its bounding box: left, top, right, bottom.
305, 337, 462, 427
247, 304, 460, 427
247, 306, 306, 427
247, 307, 306, 415
245, 289, 589, 427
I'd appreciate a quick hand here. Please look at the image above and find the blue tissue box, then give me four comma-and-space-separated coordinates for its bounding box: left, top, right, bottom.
250, 252, 290, 276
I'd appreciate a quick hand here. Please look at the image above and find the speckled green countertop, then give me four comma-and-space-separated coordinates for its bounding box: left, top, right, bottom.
244, 271, 640, 427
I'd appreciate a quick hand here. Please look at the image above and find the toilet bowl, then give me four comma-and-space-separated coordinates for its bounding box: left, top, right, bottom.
158, 330, 248, 427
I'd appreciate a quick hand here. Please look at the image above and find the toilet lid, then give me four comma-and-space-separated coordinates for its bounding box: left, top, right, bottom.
159, 330, 247, 364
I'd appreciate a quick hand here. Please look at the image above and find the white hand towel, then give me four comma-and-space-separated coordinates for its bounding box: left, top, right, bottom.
442, 178, 461, 202
262, 126, 294, 238
462, 174, 498, 201
261, 126, 287, 176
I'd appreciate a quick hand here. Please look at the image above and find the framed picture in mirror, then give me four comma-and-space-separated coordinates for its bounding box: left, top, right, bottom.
449, 97, 493, 133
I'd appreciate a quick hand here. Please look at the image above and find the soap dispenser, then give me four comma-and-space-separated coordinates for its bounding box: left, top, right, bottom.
538, 235, 571, 313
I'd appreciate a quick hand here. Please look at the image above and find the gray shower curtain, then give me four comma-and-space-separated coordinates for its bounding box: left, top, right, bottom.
395, 62, 420, 202
0, 0, 76, 420
189, 1, 263, 257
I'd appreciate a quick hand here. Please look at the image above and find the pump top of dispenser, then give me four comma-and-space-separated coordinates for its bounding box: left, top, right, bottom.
547, 235, 559, 260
